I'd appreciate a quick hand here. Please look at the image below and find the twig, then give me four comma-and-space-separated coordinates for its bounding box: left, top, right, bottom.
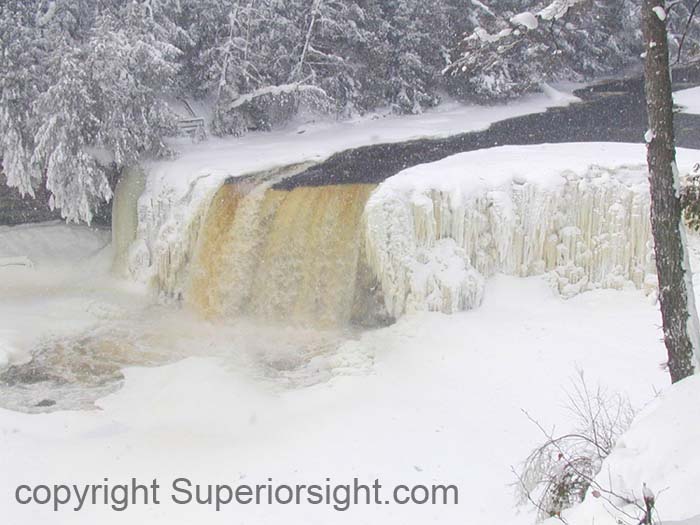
675, 0, 700, 64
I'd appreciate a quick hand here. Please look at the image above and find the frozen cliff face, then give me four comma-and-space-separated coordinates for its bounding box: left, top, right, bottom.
114, 162, 313, 301
363, 144, 681, 318
362, 188, 486, 317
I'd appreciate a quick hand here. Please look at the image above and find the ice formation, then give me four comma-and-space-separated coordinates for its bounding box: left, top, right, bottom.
116, 164, 311, 300
129, 172, 217, 299
114, 143, 699, 324
111, 166, 146, 276
363, 144, 658, 318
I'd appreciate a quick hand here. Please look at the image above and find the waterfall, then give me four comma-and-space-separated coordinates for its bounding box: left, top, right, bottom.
116, 145, 659, 326
187, 182, 379, 327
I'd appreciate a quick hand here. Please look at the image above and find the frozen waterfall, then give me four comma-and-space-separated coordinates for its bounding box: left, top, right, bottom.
112, 143, 697, 325
363, 144, 658, 318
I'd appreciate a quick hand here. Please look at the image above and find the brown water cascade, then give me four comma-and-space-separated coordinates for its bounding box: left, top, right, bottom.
187, 181, 381, 327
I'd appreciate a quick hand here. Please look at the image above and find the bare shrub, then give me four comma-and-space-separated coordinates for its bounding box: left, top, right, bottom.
514, 371, 636, 521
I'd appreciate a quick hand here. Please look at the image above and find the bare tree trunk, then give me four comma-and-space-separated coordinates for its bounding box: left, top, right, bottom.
643, 0, 700, 382
290, 0, 320, 82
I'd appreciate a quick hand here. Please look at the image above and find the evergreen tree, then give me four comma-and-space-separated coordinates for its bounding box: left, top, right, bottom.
5, 0, 700, 221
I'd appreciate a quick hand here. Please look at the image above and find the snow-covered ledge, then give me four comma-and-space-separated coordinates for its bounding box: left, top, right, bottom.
364, 143, 700, 318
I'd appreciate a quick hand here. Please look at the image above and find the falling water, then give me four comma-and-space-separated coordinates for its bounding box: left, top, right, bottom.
188, 182, 379, 327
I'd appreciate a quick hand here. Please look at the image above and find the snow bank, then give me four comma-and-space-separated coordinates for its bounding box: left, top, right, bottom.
674, 86, 700, 115
364, 143, 699, 317
123, 91, 580, 293
0, 221, 108, 266
558, 374, 700, 525
0, 222, 111, 367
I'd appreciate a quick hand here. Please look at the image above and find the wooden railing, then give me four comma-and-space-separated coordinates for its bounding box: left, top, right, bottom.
176, 99, 206, 140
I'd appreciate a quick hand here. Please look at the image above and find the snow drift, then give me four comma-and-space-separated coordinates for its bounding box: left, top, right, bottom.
556, 373, 700, 525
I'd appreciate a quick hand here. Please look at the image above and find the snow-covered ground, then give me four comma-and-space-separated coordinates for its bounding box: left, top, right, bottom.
0, 222, 112, 367
556, 371, 700, 525
674, 85, 700, 114
151, 88, 582, 198
0, 265, 671, 524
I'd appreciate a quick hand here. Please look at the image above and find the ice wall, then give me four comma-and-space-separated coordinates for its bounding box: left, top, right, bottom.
112, 164, 312, 300
111, 166, 146, 276
129, 174, 221, 300
364, 146, 656, 318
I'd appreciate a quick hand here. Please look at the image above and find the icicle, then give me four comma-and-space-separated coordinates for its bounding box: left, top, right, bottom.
111, 166, 147, 276
364, 166, 655, 317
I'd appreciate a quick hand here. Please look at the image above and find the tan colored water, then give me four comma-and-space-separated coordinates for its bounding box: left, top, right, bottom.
188, 182, 377, 327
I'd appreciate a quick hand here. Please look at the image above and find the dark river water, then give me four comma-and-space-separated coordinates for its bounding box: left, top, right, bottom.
276, 67, 700, 190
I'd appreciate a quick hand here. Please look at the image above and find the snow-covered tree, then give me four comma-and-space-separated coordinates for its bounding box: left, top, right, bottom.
445, 0, 641, 100
0, 0, 57, 196
6, 0, 700, 222
1, 0, 180, 222
667, 0, 700, 62
32, 9, 179, 222
181, 0, 462, 132
379, 0, 452, 113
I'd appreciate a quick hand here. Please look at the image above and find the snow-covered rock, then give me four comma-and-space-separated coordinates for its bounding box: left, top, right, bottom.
511, 12, 539, 30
